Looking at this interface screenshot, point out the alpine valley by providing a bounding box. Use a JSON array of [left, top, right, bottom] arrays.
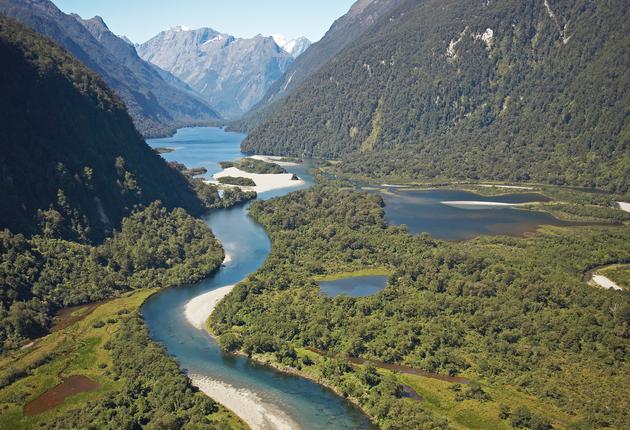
[[1, 1, 629, 430]]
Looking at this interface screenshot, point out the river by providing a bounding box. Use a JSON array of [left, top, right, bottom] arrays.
[[144, 127, 375, 429], [143, 127, 578, 429]]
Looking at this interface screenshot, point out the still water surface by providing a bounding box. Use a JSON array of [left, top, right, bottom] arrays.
[[376, 188, 573, 240], [319, 276, 389, 298]]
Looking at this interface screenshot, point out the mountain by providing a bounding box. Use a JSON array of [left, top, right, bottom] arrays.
[[232, 0, 405, 133], [242, 0, 630, 193], [0, 0, 220, 137], [0, 14, 205, 242], [272, 34, 311, 58], [137, 27, 294, 118], [252, 0, 405, 110]]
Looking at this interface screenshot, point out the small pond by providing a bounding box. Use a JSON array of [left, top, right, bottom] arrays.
[[319, 275, 389, 297]]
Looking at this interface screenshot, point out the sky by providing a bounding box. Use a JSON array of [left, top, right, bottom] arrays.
[[52, 0, 356, 44]]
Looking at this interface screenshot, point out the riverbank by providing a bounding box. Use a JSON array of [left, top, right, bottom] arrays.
[[189, 374, 297, 430], [250, 155, 300, 167], [184, 287, 305, 429], [212, 167, 304, 194], [184, 285, 234, 330]]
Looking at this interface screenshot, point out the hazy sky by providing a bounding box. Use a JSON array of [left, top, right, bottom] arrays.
[[52, 0, 356, 44]]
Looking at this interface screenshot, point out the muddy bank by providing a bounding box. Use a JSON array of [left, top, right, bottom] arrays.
[[24, 375, 100, 416], [305, 347, 469, 384]]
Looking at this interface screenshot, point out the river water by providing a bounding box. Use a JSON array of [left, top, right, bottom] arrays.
[[144, 127, 374, 429], [143, 127, 576, 429]]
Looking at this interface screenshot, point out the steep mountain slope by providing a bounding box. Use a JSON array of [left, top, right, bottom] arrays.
[[232, 0, 405, 133], [254, 0, 405, 109], [0, 15, 204, 242], [0, 0, 219, 137], [243, 0, 630, 193], [137, 27, 294, 118]]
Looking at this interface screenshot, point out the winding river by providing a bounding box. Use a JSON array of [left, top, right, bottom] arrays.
[[143, 128, 375, 429], [143, 127, 580, 429]]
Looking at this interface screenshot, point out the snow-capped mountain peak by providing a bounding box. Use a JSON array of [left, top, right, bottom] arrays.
[[272, 34, 311, 58], [171, 25, 191, 32]]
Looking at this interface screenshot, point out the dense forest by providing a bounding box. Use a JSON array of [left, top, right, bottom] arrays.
[[0, 202, 224, 352], [211, 184, 630, 429], [0, 15, 208, 242], [219, 158, 287, 174], [242, 0, 630, 193]]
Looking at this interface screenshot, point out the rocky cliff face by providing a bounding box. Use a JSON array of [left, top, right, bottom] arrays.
[[138, 27, 295, 118]]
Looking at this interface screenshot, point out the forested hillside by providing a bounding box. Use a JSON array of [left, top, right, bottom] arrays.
[[243, 0, 630, 193], [0, 0, 220, 136], [0, 15, 206, 242]]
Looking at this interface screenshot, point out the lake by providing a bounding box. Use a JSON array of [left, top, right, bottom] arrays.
[[375, 188, 574, 240]]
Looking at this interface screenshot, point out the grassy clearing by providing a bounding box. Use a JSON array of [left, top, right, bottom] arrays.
[[312, 267, 392, 282], [400, 373, 578, 430], [251, 346, 582, 430], [0, 290, 246, 429]]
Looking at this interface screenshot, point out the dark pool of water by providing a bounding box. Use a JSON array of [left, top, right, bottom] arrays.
[[376, 188, 574, 240], [319, 276, 388, 297]]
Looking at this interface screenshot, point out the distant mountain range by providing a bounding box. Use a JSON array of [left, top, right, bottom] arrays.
[[0, 14, 204, 241], [242, 0, 630, 193], [0, 0, 220, 137], [137, 27, 308, 118]]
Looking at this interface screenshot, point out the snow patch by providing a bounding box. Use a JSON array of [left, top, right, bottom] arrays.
[[203, 35, 224, 45], [171, 25, 191, 32], [272, 34, 310, 57]]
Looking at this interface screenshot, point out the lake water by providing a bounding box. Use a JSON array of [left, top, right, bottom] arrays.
[[144, 127, 375, 429], [148, 127, 246, 179], [319, 276, 388, 298], [375, 188, 574, 240]]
